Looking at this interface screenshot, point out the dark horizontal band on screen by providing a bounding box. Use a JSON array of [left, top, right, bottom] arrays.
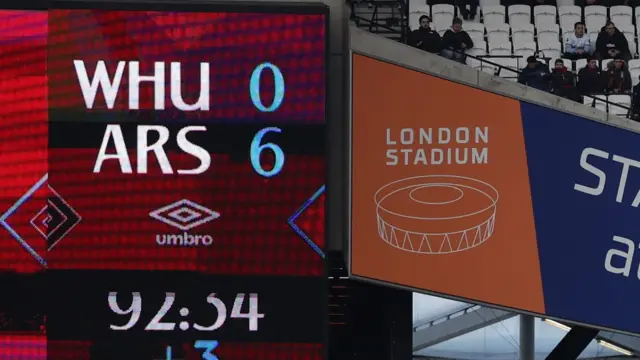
[[47, 270, 325, 343], [49, 119, 324, 155], [49, 0, 329, 15], [47, 340, 323, 360]]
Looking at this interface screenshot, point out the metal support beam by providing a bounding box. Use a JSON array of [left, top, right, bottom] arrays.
[[413, 307, 516, 352], [598, 331, 640, 356], [546, 325, 599, 360], [519, 315, 535, 360]]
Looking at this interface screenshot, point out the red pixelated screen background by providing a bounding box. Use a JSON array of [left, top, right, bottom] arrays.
[[0, 3, 326, 360], [46, 7, 326, 275], [0, 9, 47, 274]]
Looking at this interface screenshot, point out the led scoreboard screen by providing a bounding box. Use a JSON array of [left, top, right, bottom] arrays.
[[0, 1, 327, 359]]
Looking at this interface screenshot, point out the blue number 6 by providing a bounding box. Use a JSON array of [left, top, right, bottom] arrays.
[[194, 340, 219, 360], [250, 127, 285, 178]]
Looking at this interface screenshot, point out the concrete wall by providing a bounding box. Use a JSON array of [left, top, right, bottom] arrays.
[[349, 27, 640, 135]]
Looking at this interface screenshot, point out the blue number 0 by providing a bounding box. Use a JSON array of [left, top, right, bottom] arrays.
[[194, 340, 219, 360], [250, 127, 285, 178], [249, 62, 285, 112]]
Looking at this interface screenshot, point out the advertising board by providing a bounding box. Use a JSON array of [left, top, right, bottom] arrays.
[[350, 53, 640, 336]]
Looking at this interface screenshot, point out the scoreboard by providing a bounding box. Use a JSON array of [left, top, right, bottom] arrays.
[[0, 1, 328, 359]]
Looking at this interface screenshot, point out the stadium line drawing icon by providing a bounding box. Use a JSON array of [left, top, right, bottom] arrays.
[[374, 175, 499, 254]]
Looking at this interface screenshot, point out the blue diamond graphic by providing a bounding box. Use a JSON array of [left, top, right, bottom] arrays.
[[287, 185, 325, 259]]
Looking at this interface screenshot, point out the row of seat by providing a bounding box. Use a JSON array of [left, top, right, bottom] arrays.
[[409, 4, 640, 30], [469, 55, 640, 86], [460, 22, 640, 57]]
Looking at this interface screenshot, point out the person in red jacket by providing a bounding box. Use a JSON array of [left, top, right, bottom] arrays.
[[549, 59, 579, 101]]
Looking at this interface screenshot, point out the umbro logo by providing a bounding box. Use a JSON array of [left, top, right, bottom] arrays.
[[149, 199, 219, 247]]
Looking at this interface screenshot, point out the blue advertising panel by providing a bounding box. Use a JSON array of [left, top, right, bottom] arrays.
[[521, 102, 640, 334]]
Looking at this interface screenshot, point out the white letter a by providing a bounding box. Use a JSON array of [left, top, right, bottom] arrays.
[[604, 235, 635, 277], [93, 125, 133, 174]]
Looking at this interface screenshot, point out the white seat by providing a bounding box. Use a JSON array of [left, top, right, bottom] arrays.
[[514, 41, 537, 55], [471, 40, 488, 51], [538, 24, 561, 46], [558, 6, 582, 31], [608, 94, 632, 116], [432, 4, 454, 30], [584, 6, 607, 32], [467, 44, 487, 68], [487, 23, 510, 44], [631, 69, 640, 86], [432, 4, 454, 17], [601, 58, 614, 70], [479, 63, 497, 74], [493, 58, 519, 78], [409, 10, 430, 30], [488, 41, 512, 55], [538, 40, 562, 60], [409, 1, 429, 14], [549, 57, 572, 71], [508, 5, 531, 26], [628, 59, 640, 71], [512, 23, 534, 45], [483, 5, 506, 26], [480, 0, 500, 7], [625, 34, 637, 56], [610, 6, 633, 26], [533, 5, 558, 27], [465, 22, 486, 42], [576, 58, 588, 70], [635, 6, 640, 27], [436, 27, 448, 37], [433, 15, 454, 31], [533, 6, 557, 28], [619, 24, 635, 37], [584, 95, 608, 112]]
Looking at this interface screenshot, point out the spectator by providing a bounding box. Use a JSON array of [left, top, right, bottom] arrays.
[[595, 21, 631, 62], [604, 57, 632, 93], [518, 56, 551, 91], [408, 15, 442, 54], [631, 76, 640, 120], [458, 0, 478, 21], [564, 22, 591, 60], [577, 56, 605, 95], [441, 18, 473, 64], [549, 59, 579, 101]]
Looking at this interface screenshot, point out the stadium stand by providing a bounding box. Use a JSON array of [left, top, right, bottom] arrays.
[[351, 0, 640, 119]]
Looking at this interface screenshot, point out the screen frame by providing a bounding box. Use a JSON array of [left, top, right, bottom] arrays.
[[42, 1, 331, 357]]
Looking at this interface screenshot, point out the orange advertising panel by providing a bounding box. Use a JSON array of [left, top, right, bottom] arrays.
[[350, 54, 545, 313]]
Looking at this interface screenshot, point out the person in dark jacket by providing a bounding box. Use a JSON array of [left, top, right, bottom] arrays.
[[595, 21, 631, 62], [631, 77, 640, 121], [408, 15, 442, 54], [458, 0, 479, 20], [549, 59, 579, 101], [577, 56, 605, 95], [604, 57, 632, 93], [441, 18, 474, 64], [518, 56, 551, 91]]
